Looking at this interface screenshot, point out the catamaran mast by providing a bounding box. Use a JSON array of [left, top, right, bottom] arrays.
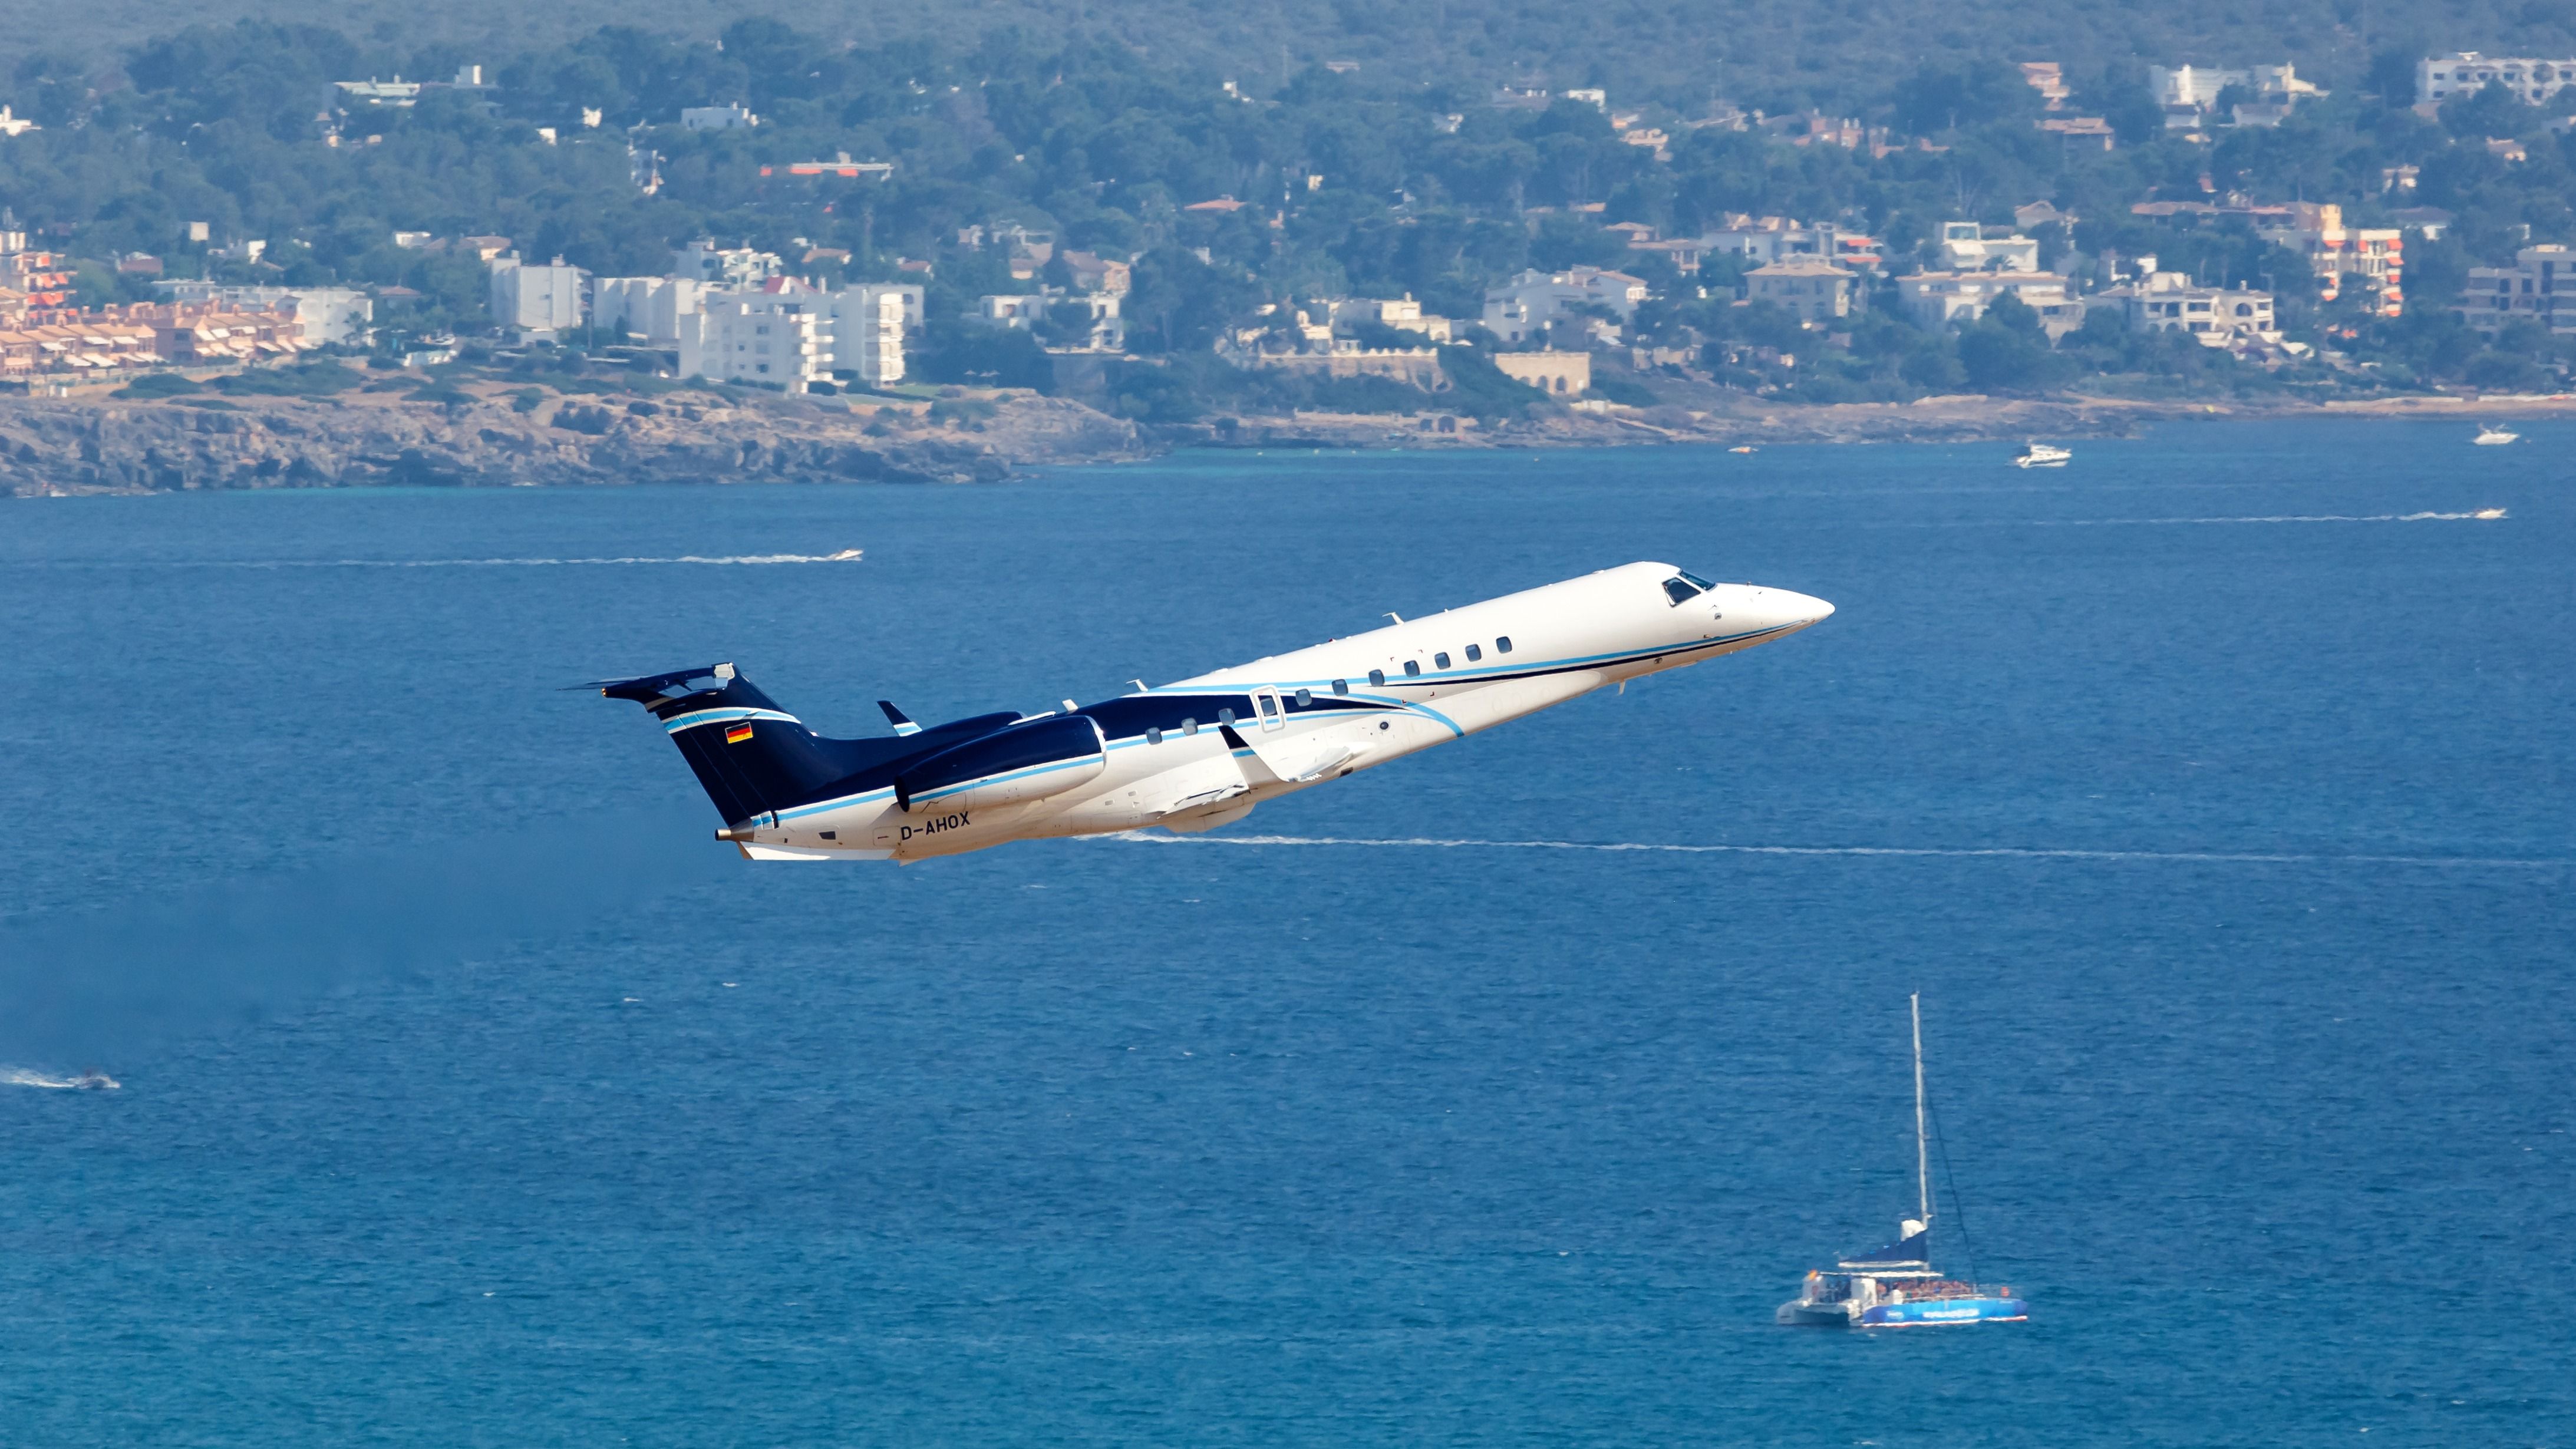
[[1912, 992, 1930, 1226]]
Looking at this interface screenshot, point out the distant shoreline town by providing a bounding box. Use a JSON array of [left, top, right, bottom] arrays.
[[0, 27, 2568, 486]]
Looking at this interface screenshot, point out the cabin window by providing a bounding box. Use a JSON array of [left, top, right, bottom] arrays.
[[1332, 678, 1349, 695], [1403, 660, 1422, 677], [1218, 708, 1236, 726], [1663, 576, 1704, 606], [1368, 669, 1385, 686], [1433, 652, 1450, 669], [1147, 727, 1163, 744], [1182, 717, 1198, 735], [1256, 696, 1279, 721], [1294, 688, 1311, 706], [1496, 636, 1512, 653], [1465, 643, 1482, 662]]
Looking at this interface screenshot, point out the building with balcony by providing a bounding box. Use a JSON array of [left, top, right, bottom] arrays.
[[2418, 53, 2576, 107], [1480, 267, 1649, 344], [1938, 221, 2041, 272], [674, 239, 784, 288], [1894, 271, 2087, 338], [2097, 272, 2275, 345], [680, 279, 829, 390], [2255, 203, 2403, 315], [2455, 244, 2574, 336], [979, 290, 1124, 352], [151, 283, 373, 345], [1744, 260, 1856, 323], [1699, 217, 1879, 268]]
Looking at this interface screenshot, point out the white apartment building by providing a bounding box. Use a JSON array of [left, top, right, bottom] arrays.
[[678, 278, 917, 389], [1480, 267, 1650, 344], [591, 276, 703, 345], [151, 283, 374, 345], [835, 287, 906, 384], [855, 282, 926, 335], [2098, 272, 2276, 345], [681, 280, 832, 390], [674, 239, 784, 288], [1938, 221, 2041, 273], [2149, 63, 2323, 111], [488, 254, 585, 337], [2456, 244, 2575, 336], [1895, 271, 2087, 338], [680, 103, 760, 130], [2418, 53, 2576, 106]]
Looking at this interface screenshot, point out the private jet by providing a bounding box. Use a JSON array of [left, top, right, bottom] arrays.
[[597, 562, 1833, 862]]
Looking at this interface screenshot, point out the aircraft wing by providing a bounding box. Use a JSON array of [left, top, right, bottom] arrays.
[[1219, 725, 1363, 785]]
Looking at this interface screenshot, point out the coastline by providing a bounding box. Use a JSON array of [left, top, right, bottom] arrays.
[[4, 382, 2569, 496]]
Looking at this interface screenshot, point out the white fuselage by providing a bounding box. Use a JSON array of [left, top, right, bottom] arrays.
[[731, 562, 1832, 862]]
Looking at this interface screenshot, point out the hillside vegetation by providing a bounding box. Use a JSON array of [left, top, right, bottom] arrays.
[[4, 15, 2572, 414], [9, 0, 2576, 115]]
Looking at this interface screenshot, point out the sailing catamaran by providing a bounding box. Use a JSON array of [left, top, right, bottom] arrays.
[[1776, 995, 2027, 1328]]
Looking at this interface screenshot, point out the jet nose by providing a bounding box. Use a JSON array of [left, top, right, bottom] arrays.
[[1717, 585, 1835, 633]]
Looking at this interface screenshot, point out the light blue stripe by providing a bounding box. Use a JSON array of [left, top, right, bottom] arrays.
[[776, 787, 895, 822], [1155, 625, 1786, 697], [911, 754, 1099, 804], [664, 706, 802, 735]]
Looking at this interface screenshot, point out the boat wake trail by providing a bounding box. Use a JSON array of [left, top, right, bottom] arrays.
[[2036, 510, 2505, 526], [1103, 832, 2570, 869], [2, 1068, 117, 1090], [77, 549, 867, 569]]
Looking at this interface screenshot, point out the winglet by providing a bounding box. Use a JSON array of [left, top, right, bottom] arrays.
[[878, 700, 922, 736], [1218, 724, 1287, 787]]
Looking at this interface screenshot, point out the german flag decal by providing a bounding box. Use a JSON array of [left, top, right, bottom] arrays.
[[725, 722, 756, 744]]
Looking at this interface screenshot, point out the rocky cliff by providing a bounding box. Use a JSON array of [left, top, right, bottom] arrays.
[[0, 390, 1154, 495]]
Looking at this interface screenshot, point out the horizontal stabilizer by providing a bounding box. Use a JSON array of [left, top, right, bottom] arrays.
[[879, 700, 921, 736], [591, 662, 737, 703]]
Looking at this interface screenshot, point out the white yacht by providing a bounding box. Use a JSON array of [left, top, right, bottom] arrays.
[[2472, 425, 2519, 446], [2014, 442, 2072, 468], [1777, 996, 2026, 1328]]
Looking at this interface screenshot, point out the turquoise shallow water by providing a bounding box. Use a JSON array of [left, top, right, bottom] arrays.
[[1, 420, 2571, 1445]]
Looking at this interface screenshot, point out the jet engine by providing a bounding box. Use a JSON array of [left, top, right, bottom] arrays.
[[893, 714, 1107, 814]]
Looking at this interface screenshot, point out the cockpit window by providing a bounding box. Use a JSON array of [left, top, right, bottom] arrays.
[[1679, 570, 1714, 591], [1662, 576, 1704, 606]]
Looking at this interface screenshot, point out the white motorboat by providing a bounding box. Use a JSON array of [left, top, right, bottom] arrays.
[[2472, 425, 2518, 446], [2014, 443, 2072, 468]]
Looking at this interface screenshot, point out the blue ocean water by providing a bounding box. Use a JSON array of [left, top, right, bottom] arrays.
[[1, 420, 2570, 1445]]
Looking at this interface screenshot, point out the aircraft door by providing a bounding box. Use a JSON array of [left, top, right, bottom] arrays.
[[1252, 687, 1287, 732]]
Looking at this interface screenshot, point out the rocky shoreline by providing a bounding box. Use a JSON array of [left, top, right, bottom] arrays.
[[0, 387, 1153, 496], [4, 384, 2567, 497]]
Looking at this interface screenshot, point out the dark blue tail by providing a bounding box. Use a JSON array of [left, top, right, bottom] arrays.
[[596, 664, 1017, 829]]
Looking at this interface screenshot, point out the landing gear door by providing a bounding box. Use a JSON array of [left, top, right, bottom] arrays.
[[1252, 687, 1288, 732]]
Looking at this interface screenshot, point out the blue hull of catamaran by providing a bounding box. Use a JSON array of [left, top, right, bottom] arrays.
[[1860, 1296, 2028, 1326]]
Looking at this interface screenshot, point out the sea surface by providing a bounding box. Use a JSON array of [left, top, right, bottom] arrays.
[[1, 420, 2570, 1446]]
